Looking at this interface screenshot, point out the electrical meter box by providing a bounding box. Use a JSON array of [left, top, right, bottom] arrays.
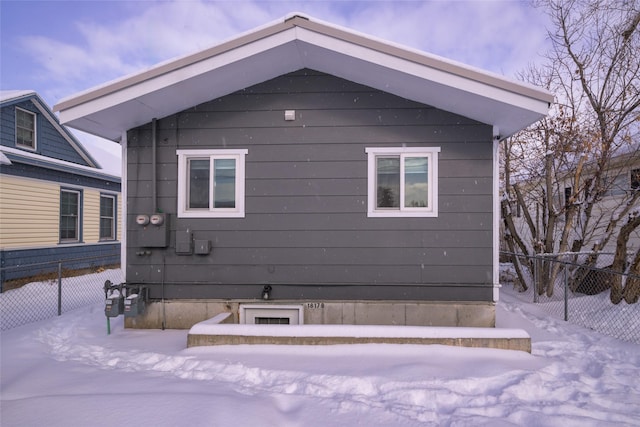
[[105, 296, 124, 317], [136, 213, 169, 248], [124, 294, 145, 318]]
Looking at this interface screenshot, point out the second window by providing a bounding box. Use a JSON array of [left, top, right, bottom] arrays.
[[177, 149, 248, 218], [366, 147, 440, 217]]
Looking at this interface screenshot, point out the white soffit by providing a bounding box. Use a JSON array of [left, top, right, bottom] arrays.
[[55, 15, 552, 142]]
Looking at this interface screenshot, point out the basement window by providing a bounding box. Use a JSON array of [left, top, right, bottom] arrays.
[[240, 305, 304, 325], [366, 147, 440, 217], [177, 149, 248, 218]]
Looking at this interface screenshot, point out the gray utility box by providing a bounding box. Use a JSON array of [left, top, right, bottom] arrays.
[[124, 293, 145, 318], [105, 296, 124, 317]]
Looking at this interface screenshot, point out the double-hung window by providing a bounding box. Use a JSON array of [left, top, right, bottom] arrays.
[[366, 147, 440, 217], [177, 149, 248, 218], [100, 194, 116, 240], [60, 189, 81, 242], [16, 107, 36, 150]]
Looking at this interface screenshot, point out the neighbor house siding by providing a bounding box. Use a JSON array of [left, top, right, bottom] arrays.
[[0, 174, 60, 248], [126, 70, 494, 301], [83, 189, 101, 243], [1, 101, 90, 166]]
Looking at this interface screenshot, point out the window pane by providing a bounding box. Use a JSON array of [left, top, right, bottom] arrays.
[[100, 196, 115, 240], [16, 109, 35, 147], [60, 191, 78, 240], [631, 169, 640, 190], [100, 197, 114, 217], [404, 157, 428, 208], [188, 159, 210, 209], [214, 158, 236, 208], [376, 157, 400, 208]]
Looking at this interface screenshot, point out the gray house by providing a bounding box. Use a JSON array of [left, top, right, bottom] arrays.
[[55, 14, 552, 329]]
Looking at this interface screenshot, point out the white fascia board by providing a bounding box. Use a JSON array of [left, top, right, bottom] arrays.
[[295, 27, 549, 116], [59, 28, 301, 126], [311, 31, 540, 112]]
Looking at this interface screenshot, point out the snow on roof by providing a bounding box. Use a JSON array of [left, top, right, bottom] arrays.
[[0, 90, 36, 103], [55, 14, 552, 142], [0, 145, 120, 182]]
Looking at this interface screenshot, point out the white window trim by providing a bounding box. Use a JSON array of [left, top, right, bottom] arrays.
[[15, 107, 37, 151], [365, 146, 440, 218], [60, 188, 82, 243], [177, 149, 248, 218]]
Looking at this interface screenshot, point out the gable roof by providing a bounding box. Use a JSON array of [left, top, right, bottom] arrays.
[[54, 13, 553, 142], [1, 90, 100, 168]]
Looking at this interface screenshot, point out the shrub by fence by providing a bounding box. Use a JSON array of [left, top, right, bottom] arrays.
[[0, 257, 123, 331], [501, 251, 640, 344]]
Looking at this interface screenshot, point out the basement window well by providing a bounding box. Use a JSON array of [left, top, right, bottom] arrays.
[[240, 305, 304, 325]]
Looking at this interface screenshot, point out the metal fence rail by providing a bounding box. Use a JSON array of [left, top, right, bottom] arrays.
[[0, 256, 123, 330], [501, 251, 640, 344]]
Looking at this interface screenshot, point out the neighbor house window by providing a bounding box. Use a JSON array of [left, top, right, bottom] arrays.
[[177, 149, 248, 218], [60, 189, 81, 242], [366, 147, 440, 217], [631, 168, 640, 191], [604, 173, 628, 197], [16, 107, 36, 150], [100, 194, 116, 240]]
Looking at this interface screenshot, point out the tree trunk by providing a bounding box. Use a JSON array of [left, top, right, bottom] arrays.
[[610, 213, 640, 304], [623, 248, 640, 304]]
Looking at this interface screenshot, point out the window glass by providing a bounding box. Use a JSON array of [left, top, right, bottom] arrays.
[[604, 174, 627, 197], [100, 195, 115, 240], [188, 159, 210, 209], [60, 190, 79, 241], [631, 168, 640, 190], [214, 158, 236, 208], [376, 157, 400, 208], [16, 108, 35, 149], [404, 157, 428, 208]]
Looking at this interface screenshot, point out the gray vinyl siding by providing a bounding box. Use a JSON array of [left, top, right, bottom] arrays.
[[126, 69, 494, 302]]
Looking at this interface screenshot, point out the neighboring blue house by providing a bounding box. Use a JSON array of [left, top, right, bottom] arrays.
[[0, 91, 122, 289]]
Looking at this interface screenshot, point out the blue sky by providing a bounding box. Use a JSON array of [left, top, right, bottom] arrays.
[[0, 0, 550, 171]]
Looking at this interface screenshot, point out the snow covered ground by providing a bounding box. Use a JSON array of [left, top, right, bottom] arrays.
[[1, 273, 640, 426]]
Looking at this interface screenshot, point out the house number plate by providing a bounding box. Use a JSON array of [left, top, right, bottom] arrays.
[[305, 302, 325, 309]]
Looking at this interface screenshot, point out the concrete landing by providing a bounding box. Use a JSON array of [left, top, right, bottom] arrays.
[[187, 315, 531, 353]]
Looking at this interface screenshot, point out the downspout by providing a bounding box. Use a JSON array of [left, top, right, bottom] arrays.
[[493, 128, 501, 303], [152, 118, 158, 212], [120, 130, 128, 281]]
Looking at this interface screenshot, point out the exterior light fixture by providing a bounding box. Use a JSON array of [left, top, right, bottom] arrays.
[[262, 285, 272, 300]]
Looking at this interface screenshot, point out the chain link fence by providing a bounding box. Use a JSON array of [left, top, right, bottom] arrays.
[[0, 257, 123, 330], [501, 251, 640, 344]]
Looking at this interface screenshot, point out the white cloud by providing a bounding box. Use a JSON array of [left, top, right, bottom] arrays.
[[18, 0, 550, 103]]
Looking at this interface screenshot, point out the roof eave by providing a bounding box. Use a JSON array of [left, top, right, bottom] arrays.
[[54, 14, 552, 142]]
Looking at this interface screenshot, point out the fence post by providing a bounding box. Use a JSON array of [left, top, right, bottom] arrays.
[[57, 262, 62, 316], [533, 256, 538, 303], [564, 263, 568, 321]]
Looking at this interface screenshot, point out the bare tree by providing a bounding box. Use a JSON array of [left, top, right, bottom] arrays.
[[502, 0, 640, 299]]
